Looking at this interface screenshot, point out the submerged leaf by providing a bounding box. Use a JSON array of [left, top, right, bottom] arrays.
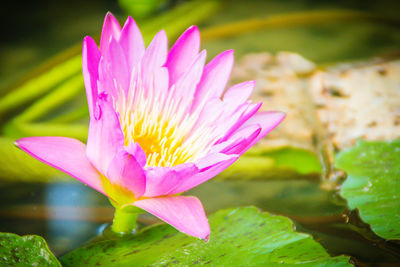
[[61, 207, 352, 266], [0, 232, 60, 266], [336, 139, 400, 240]]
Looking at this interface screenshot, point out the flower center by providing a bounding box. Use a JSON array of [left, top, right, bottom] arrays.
[[114, 73, 216, 168]]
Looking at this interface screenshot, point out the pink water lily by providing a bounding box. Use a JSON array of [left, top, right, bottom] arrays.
[[15, 13, 285, 240]]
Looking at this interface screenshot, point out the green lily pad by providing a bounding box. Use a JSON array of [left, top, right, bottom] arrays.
[[336, 139, 400, 240], [61, 207, 352, 266], [0, 232, 60, 266]]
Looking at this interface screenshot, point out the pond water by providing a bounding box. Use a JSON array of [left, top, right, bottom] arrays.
[[0, 180, 399, 265]]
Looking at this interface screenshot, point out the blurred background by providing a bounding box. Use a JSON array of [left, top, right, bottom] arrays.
[[0, 0, 399, 264], [1, 0, 400, 89]]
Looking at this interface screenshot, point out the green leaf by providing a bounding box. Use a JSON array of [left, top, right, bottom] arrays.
[[61, 207, 352, 266], [336, 139, 400, 240], [0, 232, 60, 266]]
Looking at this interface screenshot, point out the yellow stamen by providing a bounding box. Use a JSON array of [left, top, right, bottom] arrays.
[[114, 69, 220, 167]]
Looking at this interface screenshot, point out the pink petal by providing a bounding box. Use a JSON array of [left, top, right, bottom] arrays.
[[152, 67, 169, 97], [213, 124, 261, 155], [133, 196, 210, 240], [172, 50, 207, 102], [202, 102, 261, 149], [119, 17, 145, 71], [98, 57, 118, 99], [170, 153, 238, 194], [104, 38, 130, 93], [141, 30, 168, 94], [191, 50, 234, 111], [195, 152, 238, 169], [100, 12, 121, 54], [82, 36, 100, 118], [241, 111, 286, 146], [194, 98, 224, 129], [223, 81, 255, 113], [216, 102, 262, 144], [142, 29, 167, 71], [86, 99, 125, 176], [166, 25, 200, 85], [143, 168, 179, 198], [107, 150, 145, 199], [191, 101, 259, 147], [143, 163, 198, 197], [130, 64, 169, 103], [125, 143, 147, 167], [15, 137, 105, 195]]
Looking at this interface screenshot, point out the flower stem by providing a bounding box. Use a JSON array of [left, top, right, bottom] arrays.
[[111, 207, 139, 234]]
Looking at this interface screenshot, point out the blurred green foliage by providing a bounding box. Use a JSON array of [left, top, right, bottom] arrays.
[[1, 0, 399, 183], [0, 0, 222, 182], [118, 0, 167, 19]]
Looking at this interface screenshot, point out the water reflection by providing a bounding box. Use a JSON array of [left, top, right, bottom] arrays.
[[0, 179, 399, 263], [45, 183, 106, 255]]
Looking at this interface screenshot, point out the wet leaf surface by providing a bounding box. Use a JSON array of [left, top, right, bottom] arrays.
[[61, 207, 352, 266], [0, 232, 60, 266], [336, 140, 400, 240]]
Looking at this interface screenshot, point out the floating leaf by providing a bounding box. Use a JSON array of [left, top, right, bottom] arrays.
[[336, 140, 400, 240], [0, 232, 60, 266], [61, 207, 352, 266]]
